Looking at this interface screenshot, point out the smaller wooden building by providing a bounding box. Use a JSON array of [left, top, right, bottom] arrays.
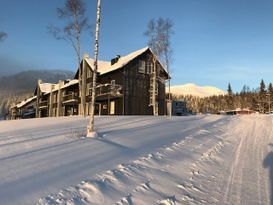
[[10, 96, 37, 119], [224, 108, 255, 115], [35, 79, 79, 118]]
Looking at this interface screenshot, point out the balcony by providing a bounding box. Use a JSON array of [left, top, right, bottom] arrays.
[[62, 93, 79, 105], [88, 83, 122, 101], [39, 101, 48, 109]]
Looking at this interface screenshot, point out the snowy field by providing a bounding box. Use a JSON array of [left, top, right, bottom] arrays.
[[0, 115, 273, 205]]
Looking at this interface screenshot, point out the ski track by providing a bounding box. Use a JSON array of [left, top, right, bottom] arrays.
[[0, 115, 272, 205]]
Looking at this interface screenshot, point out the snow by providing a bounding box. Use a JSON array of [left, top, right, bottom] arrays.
[[43, 79, 79, 95], [85, 47, 168, 76], [39, 82, 56, 93], [85, 47, 149, 75], [16, 96, 37, 108], [170, 83, 226, 97], [0, 115, 272, 205], [60, 79, 78, 90]]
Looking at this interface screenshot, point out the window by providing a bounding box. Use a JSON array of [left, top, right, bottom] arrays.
[[87, 67, 91, 78], [138, 60, 145, 73], [111, 80, 115, 89], [147, 62, 153, 74]]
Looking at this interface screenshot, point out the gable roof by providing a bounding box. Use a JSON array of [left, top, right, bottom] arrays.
[[86, 47, 149, 75], [34, 79, 79, 95], [44, 79, 79, 95], [34, 82, 57, 95], [39, 83, 56, 93], [16, 96, 37, 109], [74, 47, 169, 78]]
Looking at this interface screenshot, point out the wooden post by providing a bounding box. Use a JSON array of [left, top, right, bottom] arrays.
[[57, 80, 64, 117], [108, 94, 110, 115], [49, 85, 54, 117], [87, 0, 101, 137], [81, 54, 88, 117], [36, 79, 42, 118], [99, 103, 101, 116]]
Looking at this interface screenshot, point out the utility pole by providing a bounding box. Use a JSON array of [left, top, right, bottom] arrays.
[[87, 0, 101, 137]]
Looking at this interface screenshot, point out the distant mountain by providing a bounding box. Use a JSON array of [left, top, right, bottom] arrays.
[[170, 83, 226, 97], [0, 70, 74, 96]]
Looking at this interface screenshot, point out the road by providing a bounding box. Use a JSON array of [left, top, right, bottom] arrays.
[[0, 115, 272, 205]]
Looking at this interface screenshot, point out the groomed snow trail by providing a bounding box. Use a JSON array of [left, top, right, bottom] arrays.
[[0, 115, 272, 205]]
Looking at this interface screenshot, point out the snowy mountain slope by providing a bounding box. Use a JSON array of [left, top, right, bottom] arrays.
[[170, 83, 226, 97], [0, 69, 74, 95], [0, 115, 272, 205]]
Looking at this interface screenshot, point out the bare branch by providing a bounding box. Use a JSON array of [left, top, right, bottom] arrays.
[[48, 0, 93, 66], [144, 17, 174, 66]]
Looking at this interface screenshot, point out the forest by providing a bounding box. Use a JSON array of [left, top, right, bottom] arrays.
[[173, 79, 273, 114]]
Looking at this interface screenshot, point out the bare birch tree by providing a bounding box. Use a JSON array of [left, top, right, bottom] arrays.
[[144, 17, 174, 115], [0, 32, 7, 42], [87, 0, 101, 137], [49, 0, 91, 66], [49, 0, 91, 116]]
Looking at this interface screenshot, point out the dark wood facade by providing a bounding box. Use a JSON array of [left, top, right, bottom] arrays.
[[78, 48, 168, 115], [12, 47, 169, 119]]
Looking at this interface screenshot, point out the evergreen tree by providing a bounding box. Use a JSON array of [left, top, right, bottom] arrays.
[[227, 83, 233, 96], [259, 79, 266, 113], [259, 79, 266, 95], [226, 83, 234, 110], [268, 83, 273, 96], [268, 83, 273, 113]]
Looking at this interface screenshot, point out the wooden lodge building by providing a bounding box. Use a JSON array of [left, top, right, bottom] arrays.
[[10, 47, 169, 119]]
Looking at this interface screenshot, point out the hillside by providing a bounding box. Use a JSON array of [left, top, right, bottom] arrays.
[[0, 115, 271, 205], [0, 70, 74, 118], [0, 70, 74, 96], [170, 83, 226, 97]]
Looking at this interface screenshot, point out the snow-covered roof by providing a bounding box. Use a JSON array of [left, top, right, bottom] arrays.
[[39, 82, 57, 93], [43, 79, 79, 95], [85, 47, 149, 75], [84, 47, 169, 76], [16, 96, 37, 109], [226, 108, 254, 112], [61, 79, 79, 90]]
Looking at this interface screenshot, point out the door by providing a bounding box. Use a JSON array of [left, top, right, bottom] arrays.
[[110, 101, 115, 115]]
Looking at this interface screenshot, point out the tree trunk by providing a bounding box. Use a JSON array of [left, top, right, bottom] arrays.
[[152, 58, 158, 115], [87, 0, 101, 136]]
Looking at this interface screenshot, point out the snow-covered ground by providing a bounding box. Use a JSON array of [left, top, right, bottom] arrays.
[[0, 115, 272, 205]]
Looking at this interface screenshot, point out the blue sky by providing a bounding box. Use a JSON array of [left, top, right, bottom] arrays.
[[1, 0, 273, 91]]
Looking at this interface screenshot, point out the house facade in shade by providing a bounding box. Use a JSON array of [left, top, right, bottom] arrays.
[[77, 47, 169, 116], [10, 96, 37, 119], [11, 47, 169, 118], [35, 79, 79, 118]]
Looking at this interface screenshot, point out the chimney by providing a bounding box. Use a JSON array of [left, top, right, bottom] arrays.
[[83, 53, 89, 59], [38, 79, 42, 85], [111, 55, 121, 65]]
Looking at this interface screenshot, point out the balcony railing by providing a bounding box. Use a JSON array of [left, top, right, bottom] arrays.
[[90, 84, 122, 97], [39, 101, 48, 108], [63, 93, 79, 102]]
